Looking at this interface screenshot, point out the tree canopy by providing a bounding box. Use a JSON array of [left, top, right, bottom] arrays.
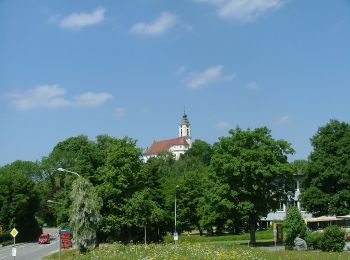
[[0, 161, 41, 241], [301, 119, 350, 216], [210, 127, 295, 244], [70, 177, 102, 253]]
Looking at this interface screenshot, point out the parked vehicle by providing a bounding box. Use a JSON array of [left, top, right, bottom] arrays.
[[38, 233, 50, 244]]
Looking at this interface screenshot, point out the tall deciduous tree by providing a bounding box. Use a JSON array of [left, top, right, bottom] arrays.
[[176, 170, 209, 235], [70, 177, 102, 253], [301, 119, 350, 216], [210, 127, 295, 245], [37, 135, 100, 228], [0, 161, 41, 241], [96, 136, 143, 242]]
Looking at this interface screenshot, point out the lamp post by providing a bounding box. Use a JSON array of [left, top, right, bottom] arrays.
[[47, 199, 63, 260], [55, 168, 80, 257], [57, 167, 81, 177], [174, 185, 179, 243]]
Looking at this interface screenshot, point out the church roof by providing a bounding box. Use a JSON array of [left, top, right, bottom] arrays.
[[144, 136, 189, 156]]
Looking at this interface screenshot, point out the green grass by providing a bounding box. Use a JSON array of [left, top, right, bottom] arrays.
[[44, 242, 350, 260], [44, 230, 350, 259], [164, 229, 274, 243]]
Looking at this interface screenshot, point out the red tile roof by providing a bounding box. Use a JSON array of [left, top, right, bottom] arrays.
[[144, 136, 189, 155]]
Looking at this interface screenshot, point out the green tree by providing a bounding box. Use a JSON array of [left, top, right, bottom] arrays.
[[301, 120, 350, 216], [139, 154, 175, 241], [96, 136, 143, 242], [123, 189, 165, 243], [284, 206, 307, 247], [291, 160, 308, 175], [182, 139, 213, 166], [210, 127, 295, 245], [0, 162, 41, 241], [176, 170, 209, 235], [70, 177, 102, 253], [39, 135, 101, 227]]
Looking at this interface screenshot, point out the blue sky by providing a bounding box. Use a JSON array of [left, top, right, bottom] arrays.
[[1, 0, 350, 166]]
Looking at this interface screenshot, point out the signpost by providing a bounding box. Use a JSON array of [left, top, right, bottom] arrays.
[[10, 228, 18, 260], [273, 225, 277, 247], [273, 223, 283, 247], [173, 232, 178, 241]]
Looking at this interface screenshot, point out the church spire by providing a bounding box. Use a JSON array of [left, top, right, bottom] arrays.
[[179, 109, 191, 138]]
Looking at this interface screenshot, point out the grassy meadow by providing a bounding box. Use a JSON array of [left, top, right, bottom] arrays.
[[44, 229, 350, 260], [44, 242, 350, 260]]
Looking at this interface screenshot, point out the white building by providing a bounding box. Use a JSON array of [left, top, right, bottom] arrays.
[[143, 112, 192, 162], [262, 173, 312, 224]]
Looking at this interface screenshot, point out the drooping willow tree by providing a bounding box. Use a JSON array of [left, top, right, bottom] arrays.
[[70, 177, 102, 253]]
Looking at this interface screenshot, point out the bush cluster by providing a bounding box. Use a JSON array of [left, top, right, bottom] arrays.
[[305, 231, 323, 250], [0, 232, 11, 246], [305, 225, 346, 252], [320, 225, 345, 252]]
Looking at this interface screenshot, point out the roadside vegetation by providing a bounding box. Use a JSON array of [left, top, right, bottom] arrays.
[[44, 242, 350, 260], [2, 119, 350, 259]]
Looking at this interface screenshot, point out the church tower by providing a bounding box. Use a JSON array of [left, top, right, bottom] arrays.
[[179, 111, 192, 147]]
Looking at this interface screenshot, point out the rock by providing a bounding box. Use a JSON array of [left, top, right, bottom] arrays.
[[343, 242, 350, 251], [294, 236, 307, 251]]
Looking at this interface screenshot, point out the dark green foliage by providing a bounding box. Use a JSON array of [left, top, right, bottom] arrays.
[[284, 206, 307, 247], [0, 162, 41, 242], [176, 170, 209, 234], [291, 160, 308, 175], [306, 231, 323, 250], [321, 225, 345, 252], [183, 139, 213, 166], [96, 136, 144, 242], [209, 127, 295, 244], [301, 120, 350, 216]]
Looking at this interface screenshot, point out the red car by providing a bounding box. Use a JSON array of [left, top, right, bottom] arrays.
[[38, 233, 50, 244]]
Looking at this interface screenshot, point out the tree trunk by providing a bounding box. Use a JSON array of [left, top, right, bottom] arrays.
[[249, 213, 257, 246]]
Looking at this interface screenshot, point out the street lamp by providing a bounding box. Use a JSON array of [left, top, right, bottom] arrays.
[[47, 199, 63, 259], [174, 185, 179, 243], [57, 168, 81, 177], [47, 199, 63, 204], [55, 168, 81, 257]]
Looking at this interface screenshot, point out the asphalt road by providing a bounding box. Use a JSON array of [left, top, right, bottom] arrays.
[[0, 239, 59, 260]]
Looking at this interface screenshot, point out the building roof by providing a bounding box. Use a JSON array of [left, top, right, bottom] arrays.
[[144, 136, 189, 156]]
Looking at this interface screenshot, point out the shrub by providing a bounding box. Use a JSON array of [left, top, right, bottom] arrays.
[[321, 225, 345, 252], [306, 231, 323, 250], [284, 206, 307, 247], [0, 232, 11, 246]]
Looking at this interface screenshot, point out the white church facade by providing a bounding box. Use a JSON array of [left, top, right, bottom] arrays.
[[143, 112, 192, 162]]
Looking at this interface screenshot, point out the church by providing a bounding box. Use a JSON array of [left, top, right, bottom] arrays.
[[143, 112, 192, 162]]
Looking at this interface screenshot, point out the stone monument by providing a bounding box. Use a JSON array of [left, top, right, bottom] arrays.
[[294, 235, 307, 251]]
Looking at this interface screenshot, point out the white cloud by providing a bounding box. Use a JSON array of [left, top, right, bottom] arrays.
[[276, 115, 290, 125], [74, 92, 113, 107], [115, 107, 126, 119], [194, 0, 286, 22], [7, 84, 113, 110], [247, 81, 258, 90], [185, 65, 234, 89], [130, 11, 177, 35], [59, 7, 105, 30], [215, 121, 232, 129]]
